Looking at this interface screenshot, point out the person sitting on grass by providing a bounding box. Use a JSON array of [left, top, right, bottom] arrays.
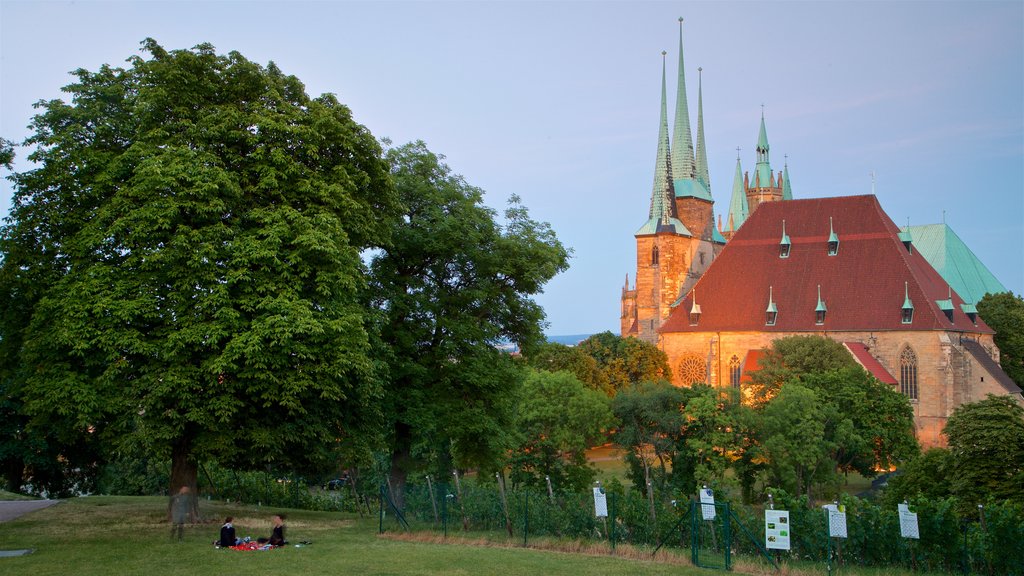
[[218, 516, 239, 548], [257, 514, 286, 547]]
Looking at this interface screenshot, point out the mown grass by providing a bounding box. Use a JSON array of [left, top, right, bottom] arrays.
[[0, 496, 942, 576], [0, 496, 717, 576], [0, 490, 38, 501]]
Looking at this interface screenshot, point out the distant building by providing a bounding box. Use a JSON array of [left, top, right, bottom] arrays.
[[620, 21, 1021, 448]]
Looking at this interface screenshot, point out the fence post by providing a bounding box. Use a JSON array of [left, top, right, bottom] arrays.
[[609, 492, 616, 553], [724, 501, 732, 570], [523, 489, 529, 548], [496, 472, 513, 538], [378, 484, 385, 534], [426, 475, 439, 525]]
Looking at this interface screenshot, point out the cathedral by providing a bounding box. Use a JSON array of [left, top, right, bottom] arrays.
[[619, 21, 1021, 448]]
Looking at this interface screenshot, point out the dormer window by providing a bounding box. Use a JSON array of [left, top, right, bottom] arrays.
[[901, 282, 914, 324], [937, 287, 954, 323], [961, 303, 977, 324], [689, 290, 702, 326], [899, 220, 913, 253], [815, 285, 827, 325], [827, 217, 839, 256], [651, 245, 659, 266], [779, 220, 791, 258], [766, 286, 778, 326]]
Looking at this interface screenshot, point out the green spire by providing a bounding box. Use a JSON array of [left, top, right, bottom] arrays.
[[755, 109, 773, 187], [727, 150, 748, 230], [649, 52, 675, 225], [695, 67, 710, 192], [902, 281, 914, 310], [782, 159, 793, 200], [671, 17, 696, 182]]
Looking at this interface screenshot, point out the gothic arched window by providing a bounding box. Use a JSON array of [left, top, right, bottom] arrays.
[[729, 355, 742, 389], [900, 346, 918, 400], [651, 245, 659, 266], [678, 354, 707, 386]]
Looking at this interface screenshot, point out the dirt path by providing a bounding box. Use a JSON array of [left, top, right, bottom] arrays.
[[0, 500, 59, 522]]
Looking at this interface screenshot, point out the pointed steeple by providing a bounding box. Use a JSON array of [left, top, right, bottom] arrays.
[[727, 149, 748, 231], [671, 17, 696, 182], [648, 52, 675, 224], [695, 67, 710, 192], [782, 157, 793, 200], [755, 107, 773, 187], [637, 52, 688, 237]]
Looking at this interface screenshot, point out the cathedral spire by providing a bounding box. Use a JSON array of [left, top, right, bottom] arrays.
[[755, 107, 773, 188], [782, 157, 793, 200], [649, 51, 676, 225], [695, 66, 710, 192], [671, 17, 696, 182], [727, 148, 748, 231]]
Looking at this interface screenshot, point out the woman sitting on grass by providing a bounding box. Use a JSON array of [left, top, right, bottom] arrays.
[[218, 517, 239, 548], [257, 514, 286, 547]]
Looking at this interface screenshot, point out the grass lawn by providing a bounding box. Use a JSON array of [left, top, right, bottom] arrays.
[[0, 496, 941, 576], [0, 496, 734, 576], [0, 490, 37, 501]]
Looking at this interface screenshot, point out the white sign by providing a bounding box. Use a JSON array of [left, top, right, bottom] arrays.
[[898, 503, 920, 539], [765, 510, 791, 550], [699, 487, 716, 520], [823, 504, 847, 538], [593, 487, 608, 518]]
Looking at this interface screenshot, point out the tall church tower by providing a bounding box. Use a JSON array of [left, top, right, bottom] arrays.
[[622, 19, 726, 343], [720, 112, 793, 241]]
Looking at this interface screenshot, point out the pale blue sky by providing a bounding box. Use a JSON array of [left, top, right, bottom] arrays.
[[2, 1, 1022, 335]]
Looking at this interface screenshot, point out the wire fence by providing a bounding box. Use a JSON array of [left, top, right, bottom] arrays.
[[378, 481, 1024, 575]]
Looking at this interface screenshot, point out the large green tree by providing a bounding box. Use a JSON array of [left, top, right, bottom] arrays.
[[746, 336, 918, 501], [575, 331, 672, 395], [977, 292, 1024, 387], [369, 141, 568, 506], [507, 369, 612, 492], [0, 41, 397, 502], [944, 394, 1024, 507]]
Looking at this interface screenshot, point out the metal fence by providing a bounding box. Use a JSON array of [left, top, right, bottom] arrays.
[[378, 481, 1024, 575]]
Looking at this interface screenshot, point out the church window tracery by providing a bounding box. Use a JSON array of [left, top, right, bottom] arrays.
[[679, 354, 707, 385], [651, 245, 659, 266], [729, 355, 741, 389], [900, 346, 918, 400]]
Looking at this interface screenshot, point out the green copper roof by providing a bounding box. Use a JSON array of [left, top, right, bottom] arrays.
[[636, 215, 690, 236], [766, 286, 778, 313], [960, 302, 978, 314], [727, 155, 749, 230], [908, 223, 1008, 304], [674, 177, 713, 201], [671, 18, 696, 183], [712, 226, 726, 243], [780, 220, 791, 245], [695, 67, 710, 192], [902, 281, 914, 310], [936, 298, 954, 312], [782, 163, 793, 200]]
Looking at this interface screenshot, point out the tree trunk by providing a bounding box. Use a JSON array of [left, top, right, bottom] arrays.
[[388, 422, 413, 511], [169, 435, 199, 522], [2, 456, 24, 494]]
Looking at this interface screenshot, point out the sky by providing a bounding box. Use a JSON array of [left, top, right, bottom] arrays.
[[1, 1, 1022, 336]]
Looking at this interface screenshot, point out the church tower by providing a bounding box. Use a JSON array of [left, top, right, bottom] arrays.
[[622, 19, 725, 343], [719, 112, 793, 240]]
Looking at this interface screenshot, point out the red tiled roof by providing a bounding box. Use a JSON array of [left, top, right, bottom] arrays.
[[740, 349, 764, 383], [843, 342, 898, 385], [661, 195, 993, 334]]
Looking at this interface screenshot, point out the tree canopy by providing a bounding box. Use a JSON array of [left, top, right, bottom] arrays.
[[369, 141, 568, 504], [977, 292, 1024, 387], [0, 40, 398, 497], [943, 394, 1024, 507], [574, 331, 672, 394]]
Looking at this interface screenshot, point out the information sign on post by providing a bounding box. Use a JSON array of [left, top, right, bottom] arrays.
[[898, 503, 920, 539], [699, 487, 716, 520], [823, 504, 848, 538], [593, 487, 608, 518], [765, 509, 791, 550]]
